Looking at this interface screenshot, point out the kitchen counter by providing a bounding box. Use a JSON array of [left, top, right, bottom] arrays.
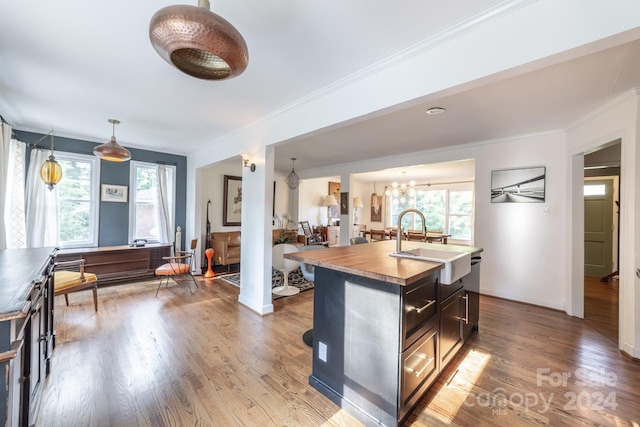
[[285, 240, 481, 285], [0, 247, 56, 321], [286, 240, 483, 427]]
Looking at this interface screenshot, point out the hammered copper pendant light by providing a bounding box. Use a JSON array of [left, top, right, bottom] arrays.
[[149, 0, 248, 80], [93, 119, 131, 162]]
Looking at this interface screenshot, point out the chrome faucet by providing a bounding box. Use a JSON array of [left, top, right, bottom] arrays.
[[396, 208, 426, 253]]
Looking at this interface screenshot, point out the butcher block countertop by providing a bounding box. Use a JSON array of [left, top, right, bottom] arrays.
[[285, 240, 482, 286]]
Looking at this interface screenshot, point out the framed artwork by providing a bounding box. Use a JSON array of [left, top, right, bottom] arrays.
[[340, 192, 349, 215], [371, 194, 383, 222], [101, 184, 128, 203], [223, 175, 242, 226], [491, 166, 546, 203], [328, 181, 341, 219]]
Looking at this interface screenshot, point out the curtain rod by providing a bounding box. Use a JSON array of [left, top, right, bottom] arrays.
[[29, 142, 94, 157], [416, 180, 474, 187]]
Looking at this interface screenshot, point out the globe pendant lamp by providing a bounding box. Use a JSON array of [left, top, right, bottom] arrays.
[[93, 119, 131, 162], [149, 0, 248, 80], [284, 158, 300, 190], [39, 132, 62, 191]]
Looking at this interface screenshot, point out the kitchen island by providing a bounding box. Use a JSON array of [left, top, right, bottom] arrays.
[[286, 240, 482, 427]]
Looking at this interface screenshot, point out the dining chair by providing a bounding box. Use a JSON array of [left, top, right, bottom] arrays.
[[155, 239, 199, 296], [370, 229, 386, 241], [407, 230, 426, 242]]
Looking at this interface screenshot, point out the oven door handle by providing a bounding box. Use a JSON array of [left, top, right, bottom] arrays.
[[415, 299, 435, 314]]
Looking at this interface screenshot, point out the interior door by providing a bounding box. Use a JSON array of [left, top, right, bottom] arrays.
[[584, 179, 614, 277]]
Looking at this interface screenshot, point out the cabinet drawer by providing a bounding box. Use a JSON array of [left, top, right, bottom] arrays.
[[404, 277, 437, 344], [440, 279, 463, 302], [401, 325, 438, 410]]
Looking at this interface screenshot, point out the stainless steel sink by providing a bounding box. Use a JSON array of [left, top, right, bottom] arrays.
[[390, 248, 471, 284]]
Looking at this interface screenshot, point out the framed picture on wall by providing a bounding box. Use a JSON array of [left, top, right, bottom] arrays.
[[328, 181, 340, 219], [491, 166, 546, 203], [340, 192, 349, 215], [223, 175, 242, 226], [101, 184, 128, 202]]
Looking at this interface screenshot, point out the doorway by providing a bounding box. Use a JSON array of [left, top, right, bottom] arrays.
[[582, 142, 621, 345], [584, 178, 614, 278]]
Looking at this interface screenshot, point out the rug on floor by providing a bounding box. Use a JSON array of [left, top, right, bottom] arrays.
[[218, 267, 313, 299]]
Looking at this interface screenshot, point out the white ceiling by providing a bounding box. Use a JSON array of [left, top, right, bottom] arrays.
[[1, 1, 639, 180]]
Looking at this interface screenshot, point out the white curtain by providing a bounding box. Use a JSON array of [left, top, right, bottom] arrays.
[[156, 164, 172, 246], [0, 122, 11, 249], [3, 138, 27, 249], [26, 149, 59, 247]]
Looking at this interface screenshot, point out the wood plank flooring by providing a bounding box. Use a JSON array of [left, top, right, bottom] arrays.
[[37, 276, 639, 426]]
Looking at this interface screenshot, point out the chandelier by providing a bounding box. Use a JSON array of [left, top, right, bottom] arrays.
[[385, 171, 416, 204], [284, 158, 300, 190]]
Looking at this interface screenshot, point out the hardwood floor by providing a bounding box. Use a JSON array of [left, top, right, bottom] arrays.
[[37, 276, 639, 426], [584, 275, 618, 345]]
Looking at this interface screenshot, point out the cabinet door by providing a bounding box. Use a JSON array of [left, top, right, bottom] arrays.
[[462, 259, 481, 341], [439, 288, 463, 369], [27, 292, 47, 426]]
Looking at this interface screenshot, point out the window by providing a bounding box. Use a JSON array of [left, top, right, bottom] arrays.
[[584, 184, 605, 196], [389, 186, 474, 242], [56, 153, 100, 247], [129, 161, 175, 243]]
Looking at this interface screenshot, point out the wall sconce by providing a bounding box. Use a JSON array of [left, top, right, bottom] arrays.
[[243, 157, 256, 172], [38, 131, 63, 190]]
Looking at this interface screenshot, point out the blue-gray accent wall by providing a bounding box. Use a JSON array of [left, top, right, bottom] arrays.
[[16, 130, 187, 249]]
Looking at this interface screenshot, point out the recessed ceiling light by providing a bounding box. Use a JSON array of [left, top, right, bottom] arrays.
[[426, 107, 446, 115]]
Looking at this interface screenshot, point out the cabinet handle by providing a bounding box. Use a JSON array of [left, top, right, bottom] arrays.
[[411, 354, 434, 377], [462, 294, 469, 324], [415, 299, 435, 314]]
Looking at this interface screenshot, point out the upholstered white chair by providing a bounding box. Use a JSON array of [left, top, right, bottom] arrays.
[[272, 244, 300, 297]]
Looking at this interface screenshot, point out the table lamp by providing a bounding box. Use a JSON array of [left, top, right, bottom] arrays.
[[323, 194, 338, 225]]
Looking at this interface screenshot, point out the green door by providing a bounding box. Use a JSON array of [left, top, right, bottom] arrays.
[[584, 179, 614, 277]]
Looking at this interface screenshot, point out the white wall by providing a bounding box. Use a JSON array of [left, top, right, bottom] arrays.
[[471, 133, 567, 309], [201, 158, 242, 233], [298, 177, 335, 227]]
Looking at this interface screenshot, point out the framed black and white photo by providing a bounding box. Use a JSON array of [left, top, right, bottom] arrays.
[[223, 175, 242, 226], [491, 166, 546, 203], [101, 184, 128, 203], [340, 192, 349, 215]]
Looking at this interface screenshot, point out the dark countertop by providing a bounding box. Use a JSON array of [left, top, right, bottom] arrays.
[[0, 247, 56, 321], [285, 240, 482, 286]]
